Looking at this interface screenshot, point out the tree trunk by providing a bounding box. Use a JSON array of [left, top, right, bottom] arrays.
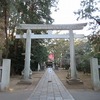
[[4, 3, 9, 58]]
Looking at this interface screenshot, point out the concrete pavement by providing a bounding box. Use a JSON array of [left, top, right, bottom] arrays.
[[0, 90, 31, 100], [0, 68, 100, 100], [69, 89, 100, 100], [28, 68, 74, 100]]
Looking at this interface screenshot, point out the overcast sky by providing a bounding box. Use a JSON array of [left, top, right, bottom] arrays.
[[51, 0, 91, 35], [51, 0, 83, 24]]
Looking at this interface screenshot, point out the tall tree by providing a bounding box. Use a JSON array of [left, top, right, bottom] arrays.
[[16, 0, 58, 24], [74, 0, 100, 62], [8, 0, 59, 73], [74, 0, 100, 30], [0, 0, 20, 57], [88, 30, 100, 59]]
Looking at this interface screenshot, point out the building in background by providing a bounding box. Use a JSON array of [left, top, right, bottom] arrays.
[[47, 53, 54, 67]]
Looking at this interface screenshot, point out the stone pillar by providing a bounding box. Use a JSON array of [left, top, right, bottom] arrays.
[[23, 29, 32, 83], [69, 30, 77, 80], [1, 59, 11, 91], [90, 58, 100, 91], [38, 63, 40, 71]]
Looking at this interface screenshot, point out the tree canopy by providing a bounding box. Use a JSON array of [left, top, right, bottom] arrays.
[[74, 0, 100, 19], [0, 0, 59, 74], [75, 0, 100, 61], [74, 0, 100, 30]]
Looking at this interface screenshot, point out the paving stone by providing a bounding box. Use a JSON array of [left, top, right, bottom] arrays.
[[47, 93, 54, 97], [40, 95, 47, 100], [47, 97, 54, 100], [29, 96, 40, 100], [54, 94, 61, 97], [55, 97, 63, 100]]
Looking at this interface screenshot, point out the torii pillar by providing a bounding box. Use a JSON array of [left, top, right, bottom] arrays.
[[24, 29, 31, 82], [69, 30, 77, 80]]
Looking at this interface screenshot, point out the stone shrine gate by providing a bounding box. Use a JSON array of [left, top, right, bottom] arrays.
[[16, 23, 87, 83]]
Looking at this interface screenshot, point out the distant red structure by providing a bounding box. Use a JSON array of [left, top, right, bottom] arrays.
[[48, 53, 54, 62], [46, 53, 54, 67]]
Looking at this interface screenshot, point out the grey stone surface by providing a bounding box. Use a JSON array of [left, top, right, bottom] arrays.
[[28, 68, 74, 100]]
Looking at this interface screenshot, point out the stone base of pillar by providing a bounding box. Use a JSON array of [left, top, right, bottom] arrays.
[[66, 78, 83, 85], [18, 79, 32, 85]]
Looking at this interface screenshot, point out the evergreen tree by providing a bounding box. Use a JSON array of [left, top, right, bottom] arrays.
[[0, 0, 59, 74], [75, 0, 100, 64], [74, 0, 100, 30]]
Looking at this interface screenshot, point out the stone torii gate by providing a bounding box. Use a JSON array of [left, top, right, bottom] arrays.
[[16, 23, 87, 83]]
